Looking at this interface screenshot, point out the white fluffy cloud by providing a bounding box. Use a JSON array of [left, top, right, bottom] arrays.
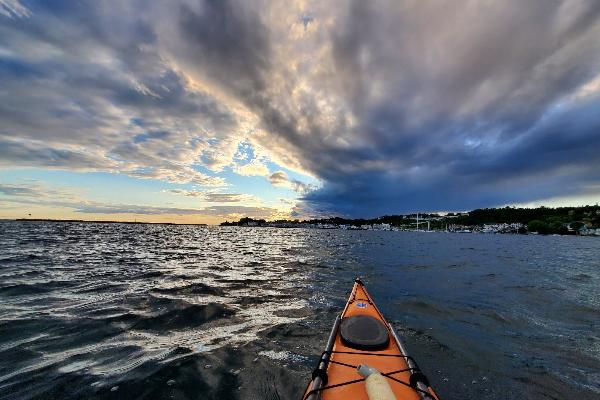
[[233, 158, 270, 177]]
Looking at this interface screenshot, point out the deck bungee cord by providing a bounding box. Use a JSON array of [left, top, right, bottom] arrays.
[[303, 352, 435, 400], [303, 279, 440, 400]]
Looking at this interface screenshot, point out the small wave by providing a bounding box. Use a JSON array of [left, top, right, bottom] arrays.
[[150, 282, 225, 297], [128, 302, 235, 331], [568, 273, 593, 282], [135, 271, 163, 279], [0, 281, 72, 296], [215, 278, 269, 290], [261, 323, 318, 340], [0, 254, 44, 264], [400, 299, 448, 316]]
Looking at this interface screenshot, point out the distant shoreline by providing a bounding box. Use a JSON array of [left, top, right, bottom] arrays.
[[221, 205, 600, 236], [7, 219, 599, 237], [7, 203, 600, 236], [6, 218, 600, 237]]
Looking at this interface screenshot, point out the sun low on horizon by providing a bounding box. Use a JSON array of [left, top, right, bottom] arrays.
[[1, 0, 599, 224]]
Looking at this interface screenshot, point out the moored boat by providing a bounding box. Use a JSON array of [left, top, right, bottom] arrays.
[[303, 278, 439, 400]]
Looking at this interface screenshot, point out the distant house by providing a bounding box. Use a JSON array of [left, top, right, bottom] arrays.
[[372, 223, 391, 230], [482, 224, 496, 233], [481, 223, 523, 234], [578, 226, 600, 236]]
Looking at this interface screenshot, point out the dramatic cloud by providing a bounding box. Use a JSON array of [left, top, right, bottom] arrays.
[[0, 181, 81, 202], [268, 171, 290, 187], [0, 182, 281, 219], [0, 1, 239, 185], [0, 183, 37, 196], [268, 171, 315, 194], [74, 203, 277, 217], [164, 189, 258, 203], [1, 0, 599, 219]]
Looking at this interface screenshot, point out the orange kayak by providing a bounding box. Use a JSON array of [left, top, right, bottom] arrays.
[[303, 278, 440, 400]]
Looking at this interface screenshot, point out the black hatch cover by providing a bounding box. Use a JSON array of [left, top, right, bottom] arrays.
[[340, 315, 390, 350]]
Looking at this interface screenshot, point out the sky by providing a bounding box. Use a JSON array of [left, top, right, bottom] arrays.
[[1, 0, 599, 223]]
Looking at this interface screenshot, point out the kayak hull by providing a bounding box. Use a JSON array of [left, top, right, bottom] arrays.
[[303, 279, 438, 400]]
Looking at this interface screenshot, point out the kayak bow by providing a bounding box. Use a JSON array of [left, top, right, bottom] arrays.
[[303, 278, 439, 400]]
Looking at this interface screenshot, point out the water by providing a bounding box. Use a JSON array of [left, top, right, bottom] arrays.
[[0, 221, 598, 399]]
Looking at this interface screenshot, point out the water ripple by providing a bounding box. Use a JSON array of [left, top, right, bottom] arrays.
[[0, 221, 598, 399]]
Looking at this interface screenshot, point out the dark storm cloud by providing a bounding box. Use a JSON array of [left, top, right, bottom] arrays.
[[294, 0, 600, 215], [169, 0, 325, 171], [172, 0, 600, 215], [174, 0, 271, 96]]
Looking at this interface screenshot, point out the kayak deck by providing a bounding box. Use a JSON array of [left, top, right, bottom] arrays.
[[304, 279, 438, 400]]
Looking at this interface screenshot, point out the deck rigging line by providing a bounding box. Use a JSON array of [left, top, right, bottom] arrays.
[[302, 350, 438, 400]]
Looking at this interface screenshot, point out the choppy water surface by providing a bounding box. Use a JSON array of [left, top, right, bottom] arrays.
[[0, 221, 598, 399]]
